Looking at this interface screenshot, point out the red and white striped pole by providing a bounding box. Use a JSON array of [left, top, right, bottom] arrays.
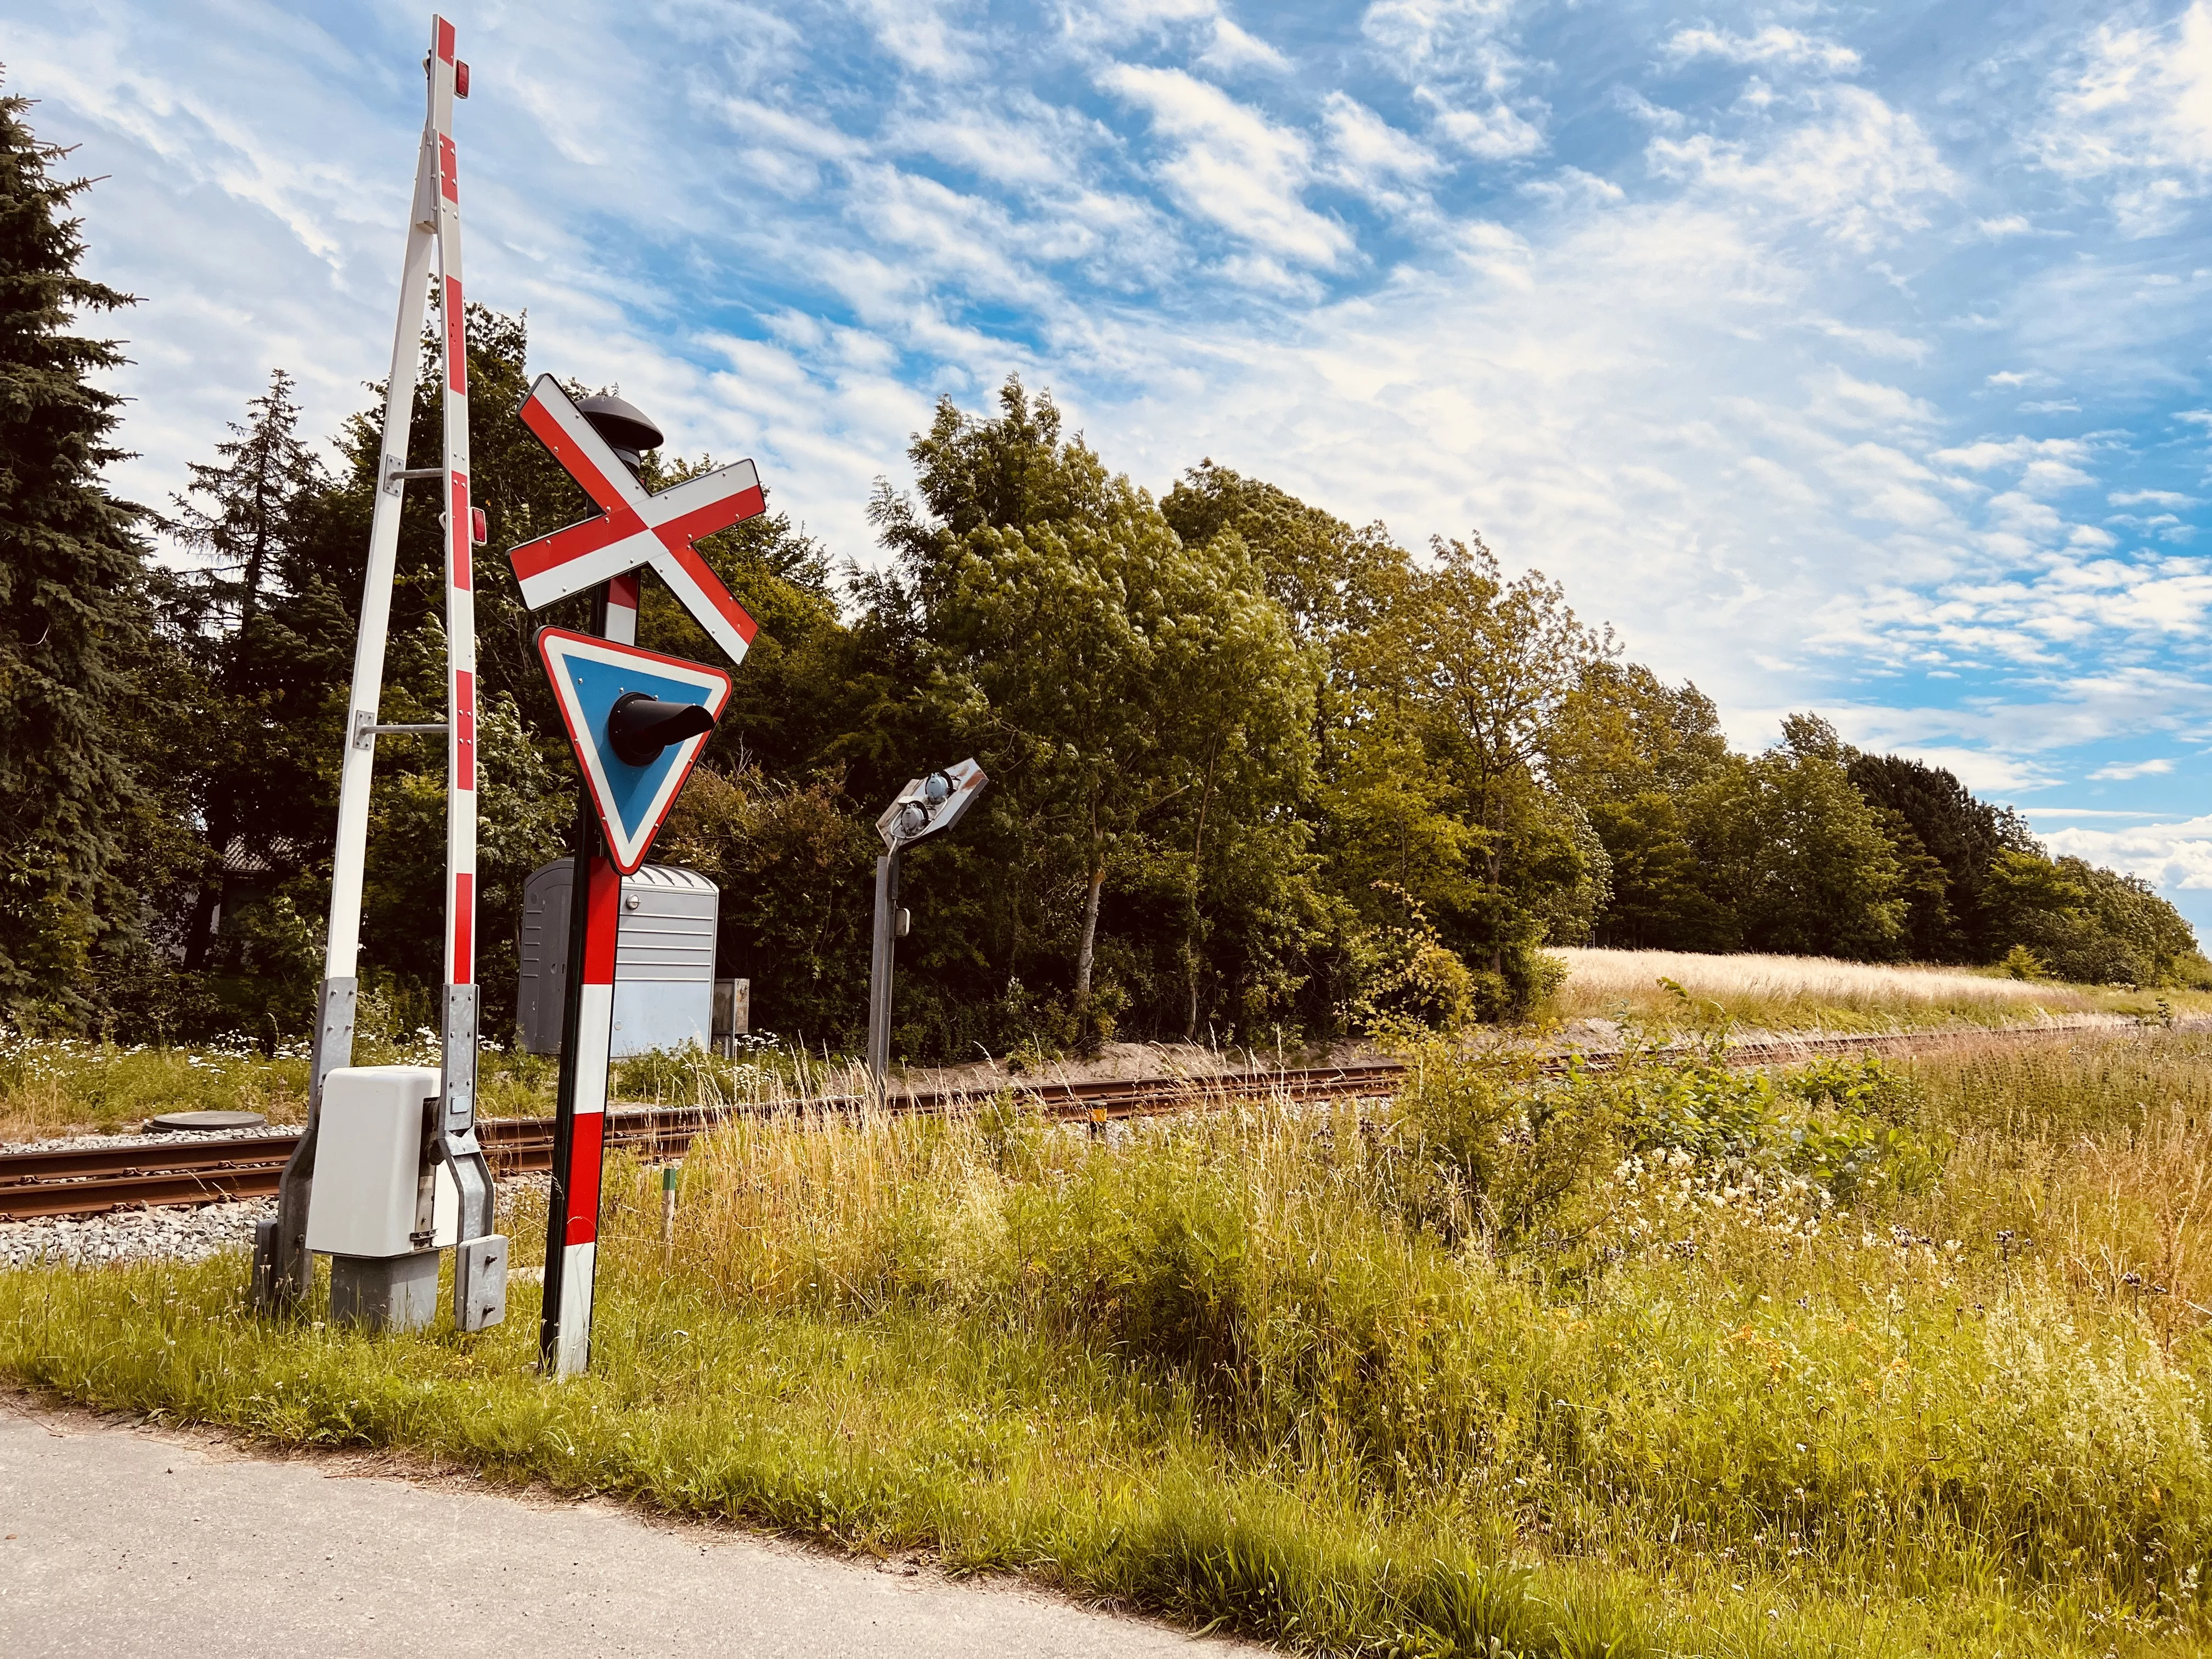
[[538, 531, 641, 1374], [604, 569, 640, 646], [541, 806, 618, 1378], [513, 386, 760, 1378]]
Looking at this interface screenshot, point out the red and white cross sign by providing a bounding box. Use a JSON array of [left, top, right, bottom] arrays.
[[507, 375, 764, 664]]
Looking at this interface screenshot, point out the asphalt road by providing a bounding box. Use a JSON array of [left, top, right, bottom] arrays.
[[0, 1403, 1260, 1657]]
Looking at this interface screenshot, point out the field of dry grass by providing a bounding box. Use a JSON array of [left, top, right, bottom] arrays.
[[1540, 945, 2176, 1031]]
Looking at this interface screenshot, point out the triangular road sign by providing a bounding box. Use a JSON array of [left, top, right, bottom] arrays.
[[537, 627, 731, 874]]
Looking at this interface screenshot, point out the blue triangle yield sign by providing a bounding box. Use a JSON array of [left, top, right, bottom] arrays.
[[537, 627, 732, 874]]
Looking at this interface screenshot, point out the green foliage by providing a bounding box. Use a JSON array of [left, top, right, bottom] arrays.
[[656, 764, 878, 1046], [1985, 848, 2203, 987], [1716, 715, 1908, 959], [1847, 750, 2034, 961], [1344, 884, 1482, 1037], [13, 248, 2199, 1051], [859, 380, 1327, 1052], [0, 87, 168, 1023]]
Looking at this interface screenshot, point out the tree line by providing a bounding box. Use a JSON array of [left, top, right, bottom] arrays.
[[3, 93, 2200, 1052]]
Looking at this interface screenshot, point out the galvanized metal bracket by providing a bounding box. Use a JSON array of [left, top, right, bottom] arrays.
[[455, 1232, 509, 1332], [438, 980, 497, 1257], [256, 974, 357, 1313], [351, 709, 450, 751]]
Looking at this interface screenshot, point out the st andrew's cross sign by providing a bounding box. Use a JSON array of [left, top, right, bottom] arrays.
[[508, 374, 764, 665]]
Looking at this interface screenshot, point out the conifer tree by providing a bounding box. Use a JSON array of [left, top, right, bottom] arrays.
[[166, 369, 335, 970], [0, 83, 156, 1017]]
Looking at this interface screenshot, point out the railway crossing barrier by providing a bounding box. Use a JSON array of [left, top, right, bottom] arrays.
[[252, 13, 503, 1336]]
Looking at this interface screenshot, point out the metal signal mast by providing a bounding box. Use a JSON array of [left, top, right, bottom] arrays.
[[254, 14, 499, 1327]]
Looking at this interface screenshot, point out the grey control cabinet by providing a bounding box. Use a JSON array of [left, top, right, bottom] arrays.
[[518, 862, 719, 1057]]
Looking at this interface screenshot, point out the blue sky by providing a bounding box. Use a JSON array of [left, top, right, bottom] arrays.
[[9, 1, 2212, 927]]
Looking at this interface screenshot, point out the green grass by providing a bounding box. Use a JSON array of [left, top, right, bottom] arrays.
[[0, 1031, 312, 1139], [0, 1028, 838, 1138], [0, 1032, 571, 1139], [7, 1031, 2212, 1654]]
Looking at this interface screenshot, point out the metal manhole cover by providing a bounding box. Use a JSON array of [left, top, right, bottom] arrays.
[[144, 1110, 269, 1132]]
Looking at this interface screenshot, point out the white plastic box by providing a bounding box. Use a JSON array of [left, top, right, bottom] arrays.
[[304, 1065, 458, 1258]]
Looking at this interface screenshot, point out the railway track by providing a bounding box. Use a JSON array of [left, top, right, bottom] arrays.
[[0, 1022, 2143, 1222]]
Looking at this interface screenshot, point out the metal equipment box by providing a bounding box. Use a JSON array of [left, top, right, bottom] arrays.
[[303, 1065, 459, 1258], [517, 862, 719, 1057]]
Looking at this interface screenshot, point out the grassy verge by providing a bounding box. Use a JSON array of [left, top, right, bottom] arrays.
[[0, 1032, 313, 1141], [0, 1037, 571, 1141], [1541, 946, 2207, 1034], [0, 1031, 842, 1139], [8, 1028, 2212, 1653]]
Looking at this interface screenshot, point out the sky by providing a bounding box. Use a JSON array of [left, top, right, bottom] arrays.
[[7, 0, 2212, 928]]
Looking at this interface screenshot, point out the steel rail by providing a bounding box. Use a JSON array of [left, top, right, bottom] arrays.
[[0, 1022, 2148, 1222]]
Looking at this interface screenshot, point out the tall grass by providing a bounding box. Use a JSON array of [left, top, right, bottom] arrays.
[[0, 1030, 573, 1140], [0, 1031, 311, 1141], [1544, 946, 2117, 1030], [7, 1030, 2212, 1654]]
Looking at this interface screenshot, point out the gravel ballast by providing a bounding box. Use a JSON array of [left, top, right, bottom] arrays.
[[0, 1197, 274, 1269]]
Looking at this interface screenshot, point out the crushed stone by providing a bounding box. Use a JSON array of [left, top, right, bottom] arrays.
[[1, 1196, 274, 1269]]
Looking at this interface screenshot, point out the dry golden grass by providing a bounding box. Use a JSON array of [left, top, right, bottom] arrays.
[[1545, 945, 2105, 1029]]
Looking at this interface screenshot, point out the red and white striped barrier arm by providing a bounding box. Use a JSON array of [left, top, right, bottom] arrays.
[[431, 16, 481, 1132]]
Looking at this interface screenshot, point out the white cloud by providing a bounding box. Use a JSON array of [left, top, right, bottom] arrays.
[[2043, 816, 2212, 891], [1319, 93, 1444, 190], [1661, 26, 1862, 75], [1648, 87, 1956, 249], [1521, 166, 1627, 210], [1977, 213, 2035, 237], [2089, 757, 2177, 780], [2113, 489, 2202, 508], [1933, 435, 2094, 490], [850, 0, 977, 77], [2036, 1, 2212, 234], [1199, 18, 1291, 75], [1363, 0, 1547, 161], [1429, 95, 1548, 160], [1099, 64, 1352, 269], [1361, 0, 1521, 78]]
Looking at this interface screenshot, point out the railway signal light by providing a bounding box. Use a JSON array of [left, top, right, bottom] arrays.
[[867, 760, 988, 1096]]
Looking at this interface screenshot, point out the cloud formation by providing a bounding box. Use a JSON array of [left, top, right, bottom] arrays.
[[7, 0, 2210, 931]]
